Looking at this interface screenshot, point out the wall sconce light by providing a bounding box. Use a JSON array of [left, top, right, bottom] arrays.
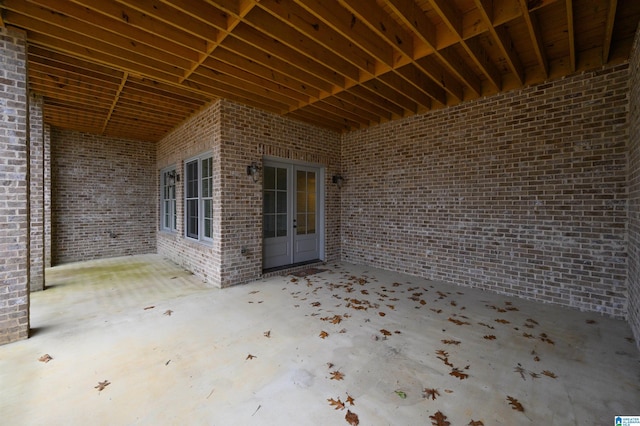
[[332, 174, 344, 189], [247, 161, 261, 183], [167, 170, 179, 186]]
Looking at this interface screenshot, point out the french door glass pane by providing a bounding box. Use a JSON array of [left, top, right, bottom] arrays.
[[264, 190, 276, 214], [277, 214, 288, 237], [277, 168, 287, 190]]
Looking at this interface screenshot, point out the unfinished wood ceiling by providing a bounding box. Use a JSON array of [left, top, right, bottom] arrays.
[[2, 0, 639, 141]]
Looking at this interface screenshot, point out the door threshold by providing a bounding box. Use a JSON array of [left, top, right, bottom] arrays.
[[262, 260, 322, 275]]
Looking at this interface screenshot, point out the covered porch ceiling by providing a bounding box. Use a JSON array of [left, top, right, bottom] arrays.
[[2, 0, 639, 141]]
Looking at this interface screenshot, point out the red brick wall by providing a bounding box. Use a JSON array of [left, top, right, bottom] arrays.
[[0, 28, 29, 345], [157, 99, 341, 287], [628, 27, 640, 345], [51, 129, 156, 264], [342, 63, 629, 317]]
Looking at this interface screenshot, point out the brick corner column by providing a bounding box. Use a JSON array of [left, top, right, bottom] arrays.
[[0, 27, 30, 345]]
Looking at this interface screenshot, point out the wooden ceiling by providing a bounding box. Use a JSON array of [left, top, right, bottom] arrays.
[[2, 0, 639, 141]]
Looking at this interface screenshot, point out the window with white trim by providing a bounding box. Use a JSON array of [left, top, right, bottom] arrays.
[[185, 153, 213, 242], [160, 167, 177, 232]]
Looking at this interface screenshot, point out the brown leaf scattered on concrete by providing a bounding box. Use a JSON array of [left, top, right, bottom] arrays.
[[311, 302, 321, 307], [163, 309, 173, 316], [429, 410, 451, 426], [494, 318, 510, 324], [422, 388, 440, 400], [448, 318, 470, 326], [246, 354, 256, 360], [441, 339, 461, 345], [380, 329, 392, 336], [483, 335, 496, 340], [450, 369, 469, 380], [95, 380, 110, 391], [143, 306, 155, 310], [468, 420, 484, 426], [330, 371, 345, 381], [507, 396, 524, 412], [345, 410, 359, 425], [319, 331, 329, 339], [38, 354, 53, 363], [542, 370, 557, 378], [264, 330, 271, 338], [346, 394, 355, 406], [328, 397, 345, 410]]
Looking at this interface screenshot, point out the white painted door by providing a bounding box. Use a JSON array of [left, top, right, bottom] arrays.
[[263, 161, 321, 269]]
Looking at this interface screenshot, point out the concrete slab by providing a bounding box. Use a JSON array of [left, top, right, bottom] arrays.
[[1, 254, 638, 425]]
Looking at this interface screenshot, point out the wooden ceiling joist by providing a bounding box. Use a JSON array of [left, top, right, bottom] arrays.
[[3, 0, 636, 139]]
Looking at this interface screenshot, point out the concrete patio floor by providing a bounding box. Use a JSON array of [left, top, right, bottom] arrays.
[[1, 254, 639, 425]]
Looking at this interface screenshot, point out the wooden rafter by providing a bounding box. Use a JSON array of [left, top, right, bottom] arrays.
[[518, 0, 549, 78], [429, 0, 501, 90], [474, 0, 525, 85], [603, 0, 618, 64], [1, 0, 636, 139], [102, 72, 128, 134], [566, 0, 576, 72]]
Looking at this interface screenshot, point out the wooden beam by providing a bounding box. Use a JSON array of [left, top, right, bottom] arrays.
[[258, 0, 379, 77], [566, 0, 575, 72], [429, 0, 502, 90], [603, 0, 618, 64], [384, 0, 465, 101], [474, 0, 525, 85], [102, 72, 128, 134], [518, 0, 549, 78]]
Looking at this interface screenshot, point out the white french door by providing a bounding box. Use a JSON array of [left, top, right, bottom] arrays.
[[263, 161, 322, 269]]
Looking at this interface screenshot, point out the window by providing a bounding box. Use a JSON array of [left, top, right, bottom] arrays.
[[160, 167, 177, 232], [185, 153, 213, 242]]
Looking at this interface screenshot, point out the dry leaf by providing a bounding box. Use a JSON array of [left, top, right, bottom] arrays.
[[319, 331, 329, 339], [444, 389, 454, 394], [494, 318, 510, 324], [429, 410, 451, 426], [38, 354, 53, 363], [246, 354, 256, 360], [380, 329, 392, 336], [264, 330, 271, 338], [450, 369, 469, 380], [328, 397, 345, 410], [249, 290, 259, 294], [95, 380, 110, 391], [448, 318, 470, 326], [346, 394, 355, 406], [327, 362, 334, 369], [507, 396, 524, 412], [311, 302, 321, 307], [441, 339, 461, 345], [345, 410, 359, 425], [331, 315, 343, 324], [483, 335, 496, 340], [468, 420, 484, 426], [423, 388, 440, 400], [514, 365, 527, 380], [586, 319, 596, 324], [163, 309, 173, 316], [143, 306, 155, 310], [542, 370, 557, 378], [330, 371, 345, 381], [378, 312, 386, 317]]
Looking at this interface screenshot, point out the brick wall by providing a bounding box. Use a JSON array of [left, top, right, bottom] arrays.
[[156, 101, 223, 285], [628, 27, 640, 346], [157, 99, 341, 287], [342, 64, 629, 317], [219, 100, 341, 286], [0, 27, 29, 345], [29, 93, 44, 291], [51, 129, 156, 264], [44, 124, 51, 268]]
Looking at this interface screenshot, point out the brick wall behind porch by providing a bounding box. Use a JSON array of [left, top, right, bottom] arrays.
[[51, 129, 156, 264], [342, 63, 629, 317]]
